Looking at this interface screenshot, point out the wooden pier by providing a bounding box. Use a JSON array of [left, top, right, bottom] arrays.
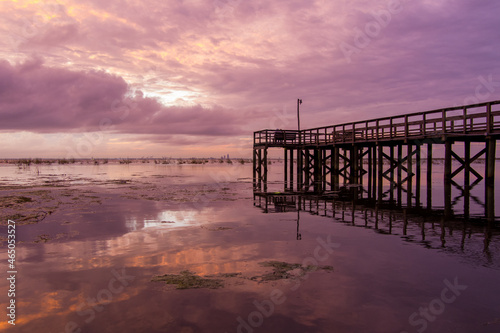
[[253, 100, 500, 221]]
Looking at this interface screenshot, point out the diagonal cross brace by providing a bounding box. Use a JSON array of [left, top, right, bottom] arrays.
[[450, 148, 485, 180]]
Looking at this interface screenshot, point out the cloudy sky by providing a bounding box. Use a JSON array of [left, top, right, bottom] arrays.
[[1, 0, 499, 158]]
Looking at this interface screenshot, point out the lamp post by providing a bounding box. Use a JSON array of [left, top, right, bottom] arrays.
[[297, 99, 303, 192], [297, 99, 302, 144]]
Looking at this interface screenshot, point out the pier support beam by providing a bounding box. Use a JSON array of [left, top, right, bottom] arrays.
[[371, 146, 377, 200], [397, 144, 403, 207], [377, 145, 383, 204], [368, 146, 372, 199], [464, 141, 470, 219], [407, 143, 413, 207], [416, 144, 421, 207], [314, 148, 322, 193], [297, 149, 303, 191], [350, 146, 358, 185], [284, 149, 288, 190], [290, 149, 294, 191], [252, 148, 257, 190], [486, 138, 496, 221], [444, 140, 452, 219], [333, 148, 340, 191], [390, 146, 395, 202], [263, 148, 268, 192], [427, 143, 432, 210], [253, 147, 268, 192]]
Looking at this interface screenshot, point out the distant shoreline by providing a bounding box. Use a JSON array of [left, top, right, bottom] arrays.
[[0, 157, 253, 166]]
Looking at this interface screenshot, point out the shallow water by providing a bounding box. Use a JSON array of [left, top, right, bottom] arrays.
[[0, 161, 499, 333]]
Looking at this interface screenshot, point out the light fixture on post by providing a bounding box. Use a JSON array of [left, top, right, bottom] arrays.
[[297, 99, 302, 144]]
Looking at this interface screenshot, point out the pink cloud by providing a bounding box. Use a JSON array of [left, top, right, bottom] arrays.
[[0, 58, 245, 138], [0, 57, 128, 132]]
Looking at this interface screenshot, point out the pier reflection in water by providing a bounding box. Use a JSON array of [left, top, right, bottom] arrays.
[[254, 192, 499, 268], [254, 151, 500, 222]]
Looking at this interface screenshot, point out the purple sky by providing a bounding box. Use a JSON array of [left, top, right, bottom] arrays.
[[1, 0, 500, 158]]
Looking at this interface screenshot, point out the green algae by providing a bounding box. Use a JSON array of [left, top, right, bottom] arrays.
[[252, 261, 334, 282], [152, 270, 224, 289]]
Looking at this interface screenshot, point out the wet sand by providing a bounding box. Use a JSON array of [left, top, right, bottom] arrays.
[[0, 162, 499, 333]]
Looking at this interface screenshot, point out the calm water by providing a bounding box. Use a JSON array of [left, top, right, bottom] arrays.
[[0, 161, 499, 333]]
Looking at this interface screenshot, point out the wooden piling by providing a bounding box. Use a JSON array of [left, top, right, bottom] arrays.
[[464, 141, 470, 219], [252, 148, 257, 189], [263, 148, 268, 192], [368, 146, 372, 199], [314, 148, 322, 193], [407, 143, 413, 207], [444, 140, 452, 219], [397, 144, 403, 206], [390, 145, 395, 202], [372, 146, 377, 200], [427, 143, 432, 210], [284, 149, 288, 190], [333, 148, 339, 191], [377, 145, 383, 204], [416, 144, 421, 207], [486, 138, 496, 221]]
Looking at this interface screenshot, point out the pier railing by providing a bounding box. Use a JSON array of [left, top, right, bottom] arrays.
[[254, 100, 500, 146], [254, 129, 300, 145]]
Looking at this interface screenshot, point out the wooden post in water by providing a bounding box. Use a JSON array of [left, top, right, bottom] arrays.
[[444, 140, 452, 219], [330, 148, 335, 191], [486, 138, 496, 221], [255, 149, 264, 192], [485, 102, 495, 221], [351, 146, 358, 185], [368, 146, 372, 199], [343, 147, 348, 185], [464, 141, 470, 219], [416, 144, 421, 207], [407, 143, 413, 207], [322, 149, 327, 192], [252, 148, 257, 189], [284, 149, 288, 190], [314, 148, 322, 193], [397, 144, 403, 206], [378, 145, 383, 204], [372, 146, 377, 200], [290, 149, 294, 191], [427, 143, 433, 210], [304, 149, 311, 191], [297, 148, 302, 191], [390, 145, 395, 202], [333, 147, 339, 190], [359, 147, 364, 188], [257, 149, 263, 191], [263, 147, 268, 192]]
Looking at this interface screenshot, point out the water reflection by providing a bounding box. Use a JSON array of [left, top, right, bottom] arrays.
[[127, 210, 205, 231], [254, 192, 500, 268], [2, 163, 500, 332]]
